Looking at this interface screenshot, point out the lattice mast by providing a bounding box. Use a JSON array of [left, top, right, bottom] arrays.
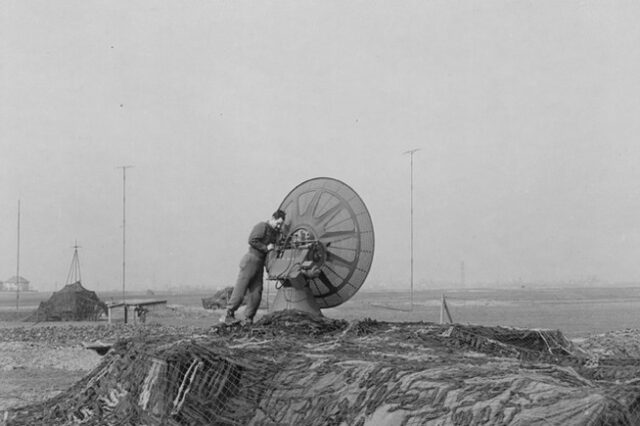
[[66, 242, 82, 285]]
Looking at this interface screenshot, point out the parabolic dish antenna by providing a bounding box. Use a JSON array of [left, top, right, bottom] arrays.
[[266, 177, 374, 314]]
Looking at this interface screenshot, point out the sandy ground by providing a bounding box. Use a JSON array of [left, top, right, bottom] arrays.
[[0, 342, 102, 410], [0, 304, 229, 412]]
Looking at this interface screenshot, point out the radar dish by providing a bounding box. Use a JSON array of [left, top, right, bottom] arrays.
[[278, 177, 374, 308]]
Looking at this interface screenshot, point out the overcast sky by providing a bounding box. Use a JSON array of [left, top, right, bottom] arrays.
[[2, 1, 640, 292]]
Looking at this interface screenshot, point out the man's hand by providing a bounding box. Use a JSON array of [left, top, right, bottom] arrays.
[[267, 243, 275, 251]]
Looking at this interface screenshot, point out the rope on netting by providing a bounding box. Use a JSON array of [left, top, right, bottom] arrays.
[[139, 358, 164, 410], [171, 358, 203, 415], [538, 330, 554, 355], [84, 360, 112, 390], [206, 359, 233, 406]]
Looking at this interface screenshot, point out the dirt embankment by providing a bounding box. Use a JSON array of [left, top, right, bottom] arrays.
[[4, 308, 640, 425], [4, 312, 640, 425]]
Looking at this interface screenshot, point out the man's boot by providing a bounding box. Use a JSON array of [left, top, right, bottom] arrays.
[[221, 309, 237, 325]]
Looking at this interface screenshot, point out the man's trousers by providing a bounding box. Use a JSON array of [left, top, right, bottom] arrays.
[[227, 252, 264, 320]]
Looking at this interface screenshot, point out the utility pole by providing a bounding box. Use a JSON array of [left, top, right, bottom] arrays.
[[403, 148, 420, 311], [15, 200, 20, 313], [118, 166, 134, 323]]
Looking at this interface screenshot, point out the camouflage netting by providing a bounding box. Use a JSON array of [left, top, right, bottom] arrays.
[[5, 312, 640, 425], [30, 282, 107, 322]]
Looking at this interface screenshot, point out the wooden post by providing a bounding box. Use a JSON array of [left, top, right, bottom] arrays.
[[440, 293, 453, 324]]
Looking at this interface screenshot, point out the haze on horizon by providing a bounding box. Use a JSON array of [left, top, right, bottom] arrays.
[[2, 1, 640, 293]]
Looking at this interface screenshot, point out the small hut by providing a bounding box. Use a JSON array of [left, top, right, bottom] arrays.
[[3, 276, 30, 292], [34, 281, 107, 321]]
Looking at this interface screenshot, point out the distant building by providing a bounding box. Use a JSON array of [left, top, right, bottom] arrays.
[[2, 276, 30, 292]]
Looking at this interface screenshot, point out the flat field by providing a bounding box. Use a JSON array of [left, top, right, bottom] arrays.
[[331, 286, 640, 338], [2, 285, 640, 338]]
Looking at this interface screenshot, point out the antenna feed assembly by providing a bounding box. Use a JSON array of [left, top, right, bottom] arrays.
[[267, 231, 326, 286], [265, 177, 375, 316]]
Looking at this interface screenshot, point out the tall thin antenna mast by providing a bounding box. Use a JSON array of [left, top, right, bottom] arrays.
[[118, 166, 134, 311], [66, 241, 82, 285], [16, 200, 21, 313], [403, 148, 420, 311]]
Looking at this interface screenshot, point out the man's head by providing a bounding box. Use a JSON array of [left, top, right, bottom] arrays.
[[268, 209, 286, 230]]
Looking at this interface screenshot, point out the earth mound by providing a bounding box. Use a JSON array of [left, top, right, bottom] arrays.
[[4, 311, 640, 425], [29, 282, 107, 322]]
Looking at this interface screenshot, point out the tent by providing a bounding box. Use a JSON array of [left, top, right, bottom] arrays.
[[33, 281, 107, 321]]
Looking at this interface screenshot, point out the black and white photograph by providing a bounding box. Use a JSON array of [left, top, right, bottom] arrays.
[[2, 1, 640, 424]]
